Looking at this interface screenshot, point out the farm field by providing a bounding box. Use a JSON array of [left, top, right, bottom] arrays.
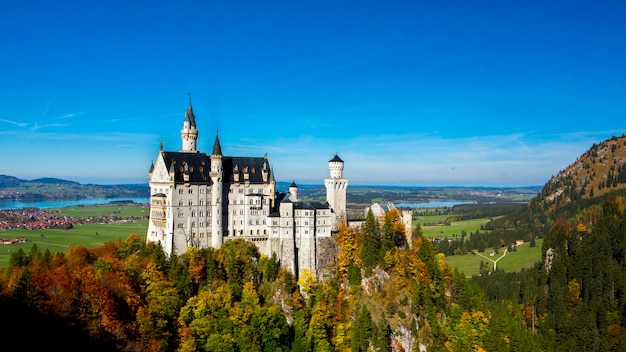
[[443, 239, 544, 277], [0, 203, 149, 267], [55, 202, 150, 218], [417, 216, 491, 238], [0, 220, 148, 267]]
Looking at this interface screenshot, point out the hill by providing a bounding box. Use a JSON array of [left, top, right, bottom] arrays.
[[0, 175, 148, 201], [474, 133, 626, 350], [540, 134, 626, 209]]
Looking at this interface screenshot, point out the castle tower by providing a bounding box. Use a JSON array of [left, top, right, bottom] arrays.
[[401, 208, 414, 248], [324, 154, 348, 224], [289, 181, 298, 202], [180, 98, 199, 152], [210, 131, 223, 248]]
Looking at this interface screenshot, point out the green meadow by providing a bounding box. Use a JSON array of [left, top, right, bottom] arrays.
[[415, 213, 491, 239], [54, 203, 150, 218], [412, 211, 543, 276], [443, 239, 544, 277], [0, 204, 149, 267]]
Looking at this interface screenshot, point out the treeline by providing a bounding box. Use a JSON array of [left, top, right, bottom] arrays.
[[470, 197, 626, 351], [0, 208, 541, 351]]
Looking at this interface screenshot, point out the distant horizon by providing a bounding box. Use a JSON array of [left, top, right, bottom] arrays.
[[1, 1, 624, 187], [1, 173, 543, 189]]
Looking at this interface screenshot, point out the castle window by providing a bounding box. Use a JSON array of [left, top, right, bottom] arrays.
[[250, 230, 253, 235], [200, 200, 204, 206], [263, 229, 267, 235], [233, 210, 237, 215], [263, 219, 266, 225], [191, 210, 197, 217], [249, 220, 253, 225], [240, 210, 244, 215], [178, 211, 184, 217], [188, 189, 193, 194], [177, 223, 184, 228], [256, 219, 260, 225], [189, 200, 193, 206], [200, 211, 204, 217], [200, 222, 204, 227], [200, 188, 204, 194], [179, 189, 183, 194], [179, 200, 183, 206], [191, 221, 196, 227]]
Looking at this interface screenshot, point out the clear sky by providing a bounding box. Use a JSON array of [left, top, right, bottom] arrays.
[[1, 1, 624, 187]]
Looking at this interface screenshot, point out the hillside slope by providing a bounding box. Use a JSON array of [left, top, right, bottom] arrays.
[[0, 175, 148, 201], [541, 134, 626, 207]]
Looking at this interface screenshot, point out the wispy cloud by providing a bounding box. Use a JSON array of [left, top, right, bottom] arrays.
[[251, 131, 610, 186], [0, 118, 28, 127], [31, 123, 68, 131]]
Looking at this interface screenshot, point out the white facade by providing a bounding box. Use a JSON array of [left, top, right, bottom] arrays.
[[146, 100, 347, 278]]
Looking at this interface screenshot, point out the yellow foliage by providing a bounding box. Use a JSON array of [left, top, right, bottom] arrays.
[[298, 269, 318, 298]]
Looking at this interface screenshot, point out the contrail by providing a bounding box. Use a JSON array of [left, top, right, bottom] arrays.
[[40, 97, 54, 120]]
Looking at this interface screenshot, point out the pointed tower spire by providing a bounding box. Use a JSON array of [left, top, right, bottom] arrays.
[[181, 96, 199, 152], [184, 94, 196, 127], [212, 129, 223, 156]]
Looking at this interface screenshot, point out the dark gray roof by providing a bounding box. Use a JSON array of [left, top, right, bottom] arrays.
[[294, 201, 330, 210], [212, 133, 222, 156], [163, 151, 212, 184], [161, 151, 273, 186], [330, 154, 343, 163], [184, 100, 196, 127], [224, 156, 270, 184]]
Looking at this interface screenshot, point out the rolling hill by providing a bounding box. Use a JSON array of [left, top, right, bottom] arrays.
[[0, 175, 148, 201]]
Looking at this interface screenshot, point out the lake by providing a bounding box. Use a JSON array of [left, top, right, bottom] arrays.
[[394, 200, 477, 208], [0, 197, 150, 210]]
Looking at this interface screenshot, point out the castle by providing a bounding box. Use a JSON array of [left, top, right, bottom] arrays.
[[146, 100, 348, 278]]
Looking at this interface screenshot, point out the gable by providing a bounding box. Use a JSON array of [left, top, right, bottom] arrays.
[[150, 152, 171, 183]]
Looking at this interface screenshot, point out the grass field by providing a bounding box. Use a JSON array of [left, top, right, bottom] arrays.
[[417, 216, 491, 238], [0, 203, 149, 267], [54, 203, 150, 218], [443, 239, 544, 277]]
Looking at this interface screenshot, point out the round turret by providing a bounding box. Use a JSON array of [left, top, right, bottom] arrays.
[[329, 154, 344, 179]]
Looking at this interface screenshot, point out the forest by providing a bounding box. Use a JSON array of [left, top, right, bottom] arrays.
[[2, 196, 625, 351]]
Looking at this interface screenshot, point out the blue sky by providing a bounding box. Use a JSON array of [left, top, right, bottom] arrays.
[[1, 1, 624, 187]]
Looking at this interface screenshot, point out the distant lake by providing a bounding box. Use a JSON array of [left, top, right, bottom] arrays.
[[0, 197, 150, 210], [395, 200, 477, 208]]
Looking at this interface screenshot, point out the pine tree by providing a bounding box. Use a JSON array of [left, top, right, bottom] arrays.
[[361, 209, 380, 276]]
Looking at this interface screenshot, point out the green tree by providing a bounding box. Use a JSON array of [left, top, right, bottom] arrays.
[[361, 209, 380, 276], [351, 305, 374, 352]]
